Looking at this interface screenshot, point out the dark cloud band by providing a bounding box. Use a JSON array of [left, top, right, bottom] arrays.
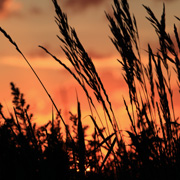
[[0, 0, 8, 11], [65, 0, 105, 11]]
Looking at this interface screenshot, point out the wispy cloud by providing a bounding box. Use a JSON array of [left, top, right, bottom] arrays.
[[153, 0, 177, 2], [88, 50, 113, 60], [29, 7, 43, 15]]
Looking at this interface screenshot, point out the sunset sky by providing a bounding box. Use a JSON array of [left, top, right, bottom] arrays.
[[0, 0, 180, 134]]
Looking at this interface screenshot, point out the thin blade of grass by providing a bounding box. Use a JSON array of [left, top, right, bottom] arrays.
[[100, 137, 117, 170], [77, 97, 85, 178], [88, 132, 115, 156], [0, 27, 75, 146]]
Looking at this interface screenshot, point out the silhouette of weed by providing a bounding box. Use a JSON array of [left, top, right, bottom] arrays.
[[0, 0, 180, 179]]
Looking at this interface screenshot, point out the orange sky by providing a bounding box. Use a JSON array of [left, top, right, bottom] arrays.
[[0, 0, 180, 137]]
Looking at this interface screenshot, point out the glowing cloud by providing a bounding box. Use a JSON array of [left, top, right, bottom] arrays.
[[0, 0, 21, 19]]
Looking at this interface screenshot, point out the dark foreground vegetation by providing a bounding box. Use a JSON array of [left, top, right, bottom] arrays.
[[0, 0, 180, 179]]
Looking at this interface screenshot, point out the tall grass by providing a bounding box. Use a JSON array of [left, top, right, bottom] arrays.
[[0, 0, 180, 179]]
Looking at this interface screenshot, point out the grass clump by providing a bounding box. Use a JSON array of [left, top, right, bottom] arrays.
[[0, 0, 180, 179]]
